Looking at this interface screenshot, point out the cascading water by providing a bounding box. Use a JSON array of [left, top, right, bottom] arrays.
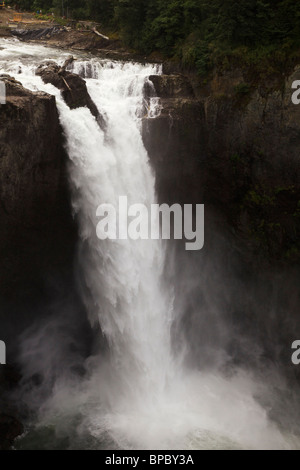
[[62, 58, 176, 407], [0, 38, 298, 450]]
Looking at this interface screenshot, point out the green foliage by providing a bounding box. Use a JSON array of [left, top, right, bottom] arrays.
[[11, 0, 300, 73], [230, 153, 242, 163], [246, 189, 275, 207], [234, 83, 251, 95], [240, 184, 300, 260], [181, 36, 212, 75], [86, 0, 115, 24]]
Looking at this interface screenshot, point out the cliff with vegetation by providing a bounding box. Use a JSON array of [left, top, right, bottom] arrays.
[[10, 1, 300, 78]]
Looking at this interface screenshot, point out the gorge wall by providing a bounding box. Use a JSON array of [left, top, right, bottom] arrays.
[[143, 66, 300, 382], [144, 67, 300, 262], [0, 75, 83, 357]]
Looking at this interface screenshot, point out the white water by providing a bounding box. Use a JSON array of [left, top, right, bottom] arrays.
[[0, 38, 298, 450], [63, 59, 176, 407]]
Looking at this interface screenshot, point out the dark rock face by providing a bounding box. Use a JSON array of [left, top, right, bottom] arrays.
[[0, 75, 94, 446], [0, 365, 23, 449], [143, 68, 300, 380], [35, 62, 101, 123], [0, 414, 23, 449], [0, 75, 92, 445], [0, 75, 80, 352], [148, 74, 195, 99], [144, 68, 300, 262]]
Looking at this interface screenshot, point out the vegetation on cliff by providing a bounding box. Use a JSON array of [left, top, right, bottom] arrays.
[[10, 0, 300, 75]]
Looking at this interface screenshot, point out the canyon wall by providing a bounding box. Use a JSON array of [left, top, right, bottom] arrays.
[[0, 75, 80, 355], [143, 67, 300, 381]]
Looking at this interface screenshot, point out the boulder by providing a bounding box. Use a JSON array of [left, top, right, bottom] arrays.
[[35, 60, 103, 126]]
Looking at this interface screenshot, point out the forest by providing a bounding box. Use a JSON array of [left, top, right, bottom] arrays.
[[10, 0, 300, 74]]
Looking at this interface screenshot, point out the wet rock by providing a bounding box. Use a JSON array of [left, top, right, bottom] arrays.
[[35, 61, 103, 126], [12, 26, 64, 41], [148, 74, 195, 99]]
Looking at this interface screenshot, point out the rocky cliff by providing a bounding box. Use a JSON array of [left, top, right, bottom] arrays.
[[144, 69, 300, 263], [143, 67, 300, 380], [0, 75, 79, 353], [0, 75, 76, 446]]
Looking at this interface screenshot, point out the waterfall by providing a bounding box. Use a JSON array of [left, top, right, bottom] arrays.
[[0, 38, 296, 450], [62, 59, 176, 406]]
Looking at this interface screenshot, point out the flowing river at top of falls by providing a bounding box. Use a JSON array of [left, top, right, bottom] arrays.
[[0, 38, 298, 450]]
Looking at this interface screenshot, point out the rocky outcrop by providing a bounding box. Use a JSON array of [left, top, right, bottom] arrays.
[[44, 29, 117, 52], [148, 74, 195, 99], [12, 26, 64, 41], [35, 61, 102, 124]]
